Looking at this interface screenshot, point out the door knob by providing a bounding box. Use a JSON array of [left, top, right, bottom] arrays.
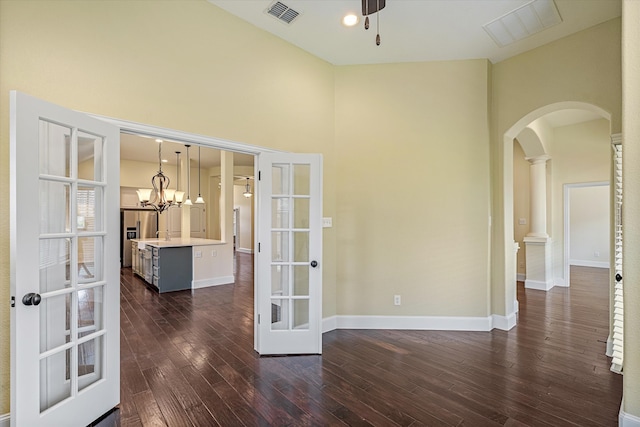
[[616, 273, 623, 282], [310, 260, 318, 268], [22, 293, 42, 306]]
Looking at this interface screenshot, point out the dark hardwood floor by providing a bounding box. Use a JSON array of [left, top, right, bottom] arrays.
[[96, 258, 622, 426]]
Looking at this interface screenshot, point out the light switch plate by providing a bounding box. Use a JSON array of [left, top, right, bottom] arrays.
[[323, 217, 332, 228], [518, 218, 527, 225]]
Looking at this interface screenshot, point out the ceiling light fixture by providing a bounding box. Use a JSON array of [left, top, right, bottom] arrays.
[[195, 146, 205, 204], [362, 0, 385, 46], [243, 178, 253, 198], [136, 140, 175, 214], [342, 14, 359, 27], [184, 145, 193, 206]]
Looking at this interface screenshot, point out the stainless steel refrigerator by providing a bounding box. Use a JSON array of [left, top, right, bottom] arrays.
[[120, 209, 158, 267]]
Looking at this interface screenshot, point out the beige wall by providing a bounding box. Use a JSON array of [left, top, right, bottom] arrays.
[[622, 0, 640, 418], [335, 60, 492, 317], [491, 18, 621, 317], [0, 0, 335, 414]]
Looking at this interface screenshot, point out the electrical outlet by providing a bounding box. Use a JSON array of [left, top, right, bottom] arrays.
[[594, 251, 600, 257], [195, 251, 202, 258], [212, 250, 217, 257], [394, 295, 401, 306]]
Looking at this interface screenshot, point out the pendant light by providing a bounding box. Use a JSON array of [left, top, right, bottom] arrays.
[[195, 146, 205, 204], [243, 177, 253, 198], [183, 145, 193, 206], [136, 140, 175, 214]]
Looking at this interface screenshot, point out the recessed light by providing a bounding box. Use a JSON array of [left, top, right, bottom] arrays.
[[161, 159, 168, 163], [342, 14, 359, 27], [155, 138, 163, 143]]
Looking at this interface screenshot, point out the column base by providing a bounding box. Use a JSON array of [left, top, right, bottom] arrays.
[[524, 236, 554, 291]]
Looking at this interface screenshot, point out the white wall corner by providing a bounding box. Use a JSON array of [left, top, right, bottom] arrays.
[[0, 413, 10, 427], [322, 315, 338, 333], [620, 405, 640, 427], [492, 313, 517, 331], [330, 315, 493, 331]]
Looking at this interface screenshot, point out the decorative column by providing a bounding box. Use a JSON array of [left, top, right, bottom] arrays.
[[523, 155, 553, 290]]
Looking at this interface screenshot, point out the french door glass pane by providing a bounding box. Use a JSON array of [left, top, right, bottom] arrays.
[[272, 198, 289, 228], [272, 164, 289, 195], [293, 299, 309, 330], [78, 286, 103, 336], [77, 186, 102, 232], [78, 336, 103, 391], [293, 265, 309, 296], [39, 181, 70, 234], [271, 265, 289, 297], [293, 198, 310, 228], [271, 231, 289, 262], [293, 164, 310, 195], [77, 132, 104, 182], [39, 293, 71, 353], [78, 236, 103, 282], [39, 238, 71, 293], [39, 120, 71, 177], [293, 232, 309, 262], [40, 348, 72, 412], [270, 299, 288, 330]]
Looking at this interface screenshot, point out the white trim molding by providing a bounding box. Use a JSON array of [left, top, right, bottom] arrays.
[[0, 413, 9, 427], [620, 405, 640, 427], [192, 276, 234, 289], [569, 259, 610, 269], [321, 314, 517, 333], [236, 248, 254, 254], [516, 273, 526, 282], [524, 279, 554, 291]]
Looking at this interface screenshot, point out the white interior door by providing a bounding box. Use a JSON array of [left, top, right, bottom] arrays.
[[256, 153, 322, 355], [10, 91, 120, 426]]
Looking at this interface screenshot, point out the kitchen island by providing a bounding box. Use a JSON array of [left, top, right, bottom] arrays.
[[131, 238, 233, 293]]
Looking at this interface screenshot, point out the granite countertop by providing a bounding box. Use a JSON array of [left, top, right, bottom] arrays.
[[132, 238, 225, 248]]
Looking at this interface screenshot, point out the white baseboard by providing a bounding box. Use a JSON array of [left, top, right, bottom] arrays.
[[516, 273, 525, 282], [321, 315, 509, 332], [322, 316, 337, 333], [620, 406, 640, 426], [192, 275, 234, 289], [525, 279, 554, 291], [492, 313, 517, 331], [236, 248, 253, 254], [570, 259, 610, 269], [554, 277, 568, 287], [0, 413, 9, 427]]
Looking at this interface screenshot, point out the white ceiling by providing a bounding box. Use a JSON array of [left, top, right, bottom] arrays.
[[207, 0, 620, 65]]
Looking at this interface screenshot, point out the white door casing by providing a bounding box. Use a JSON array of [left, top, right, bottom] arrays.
[[10, 91, 120, 426], [256, 153, 323, 355]]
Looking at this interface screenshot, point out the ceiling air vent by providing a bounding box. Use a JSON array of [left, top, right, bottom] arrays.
[[266, 1, 300, 25], [483, 0, 562, 47]]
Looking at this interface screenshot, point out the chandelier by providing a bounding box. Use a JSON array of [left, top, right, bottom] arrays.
[[136, 140, 183, 214]]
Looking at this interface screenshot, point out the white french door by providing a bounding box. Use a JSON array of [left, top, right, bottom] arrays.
[[256, 153, 323, 355], [10, 92, 120, 426]]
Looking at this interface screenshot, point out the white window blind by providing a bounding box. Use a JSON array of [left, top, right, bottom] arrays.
[[611, 142, 623, 373]]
